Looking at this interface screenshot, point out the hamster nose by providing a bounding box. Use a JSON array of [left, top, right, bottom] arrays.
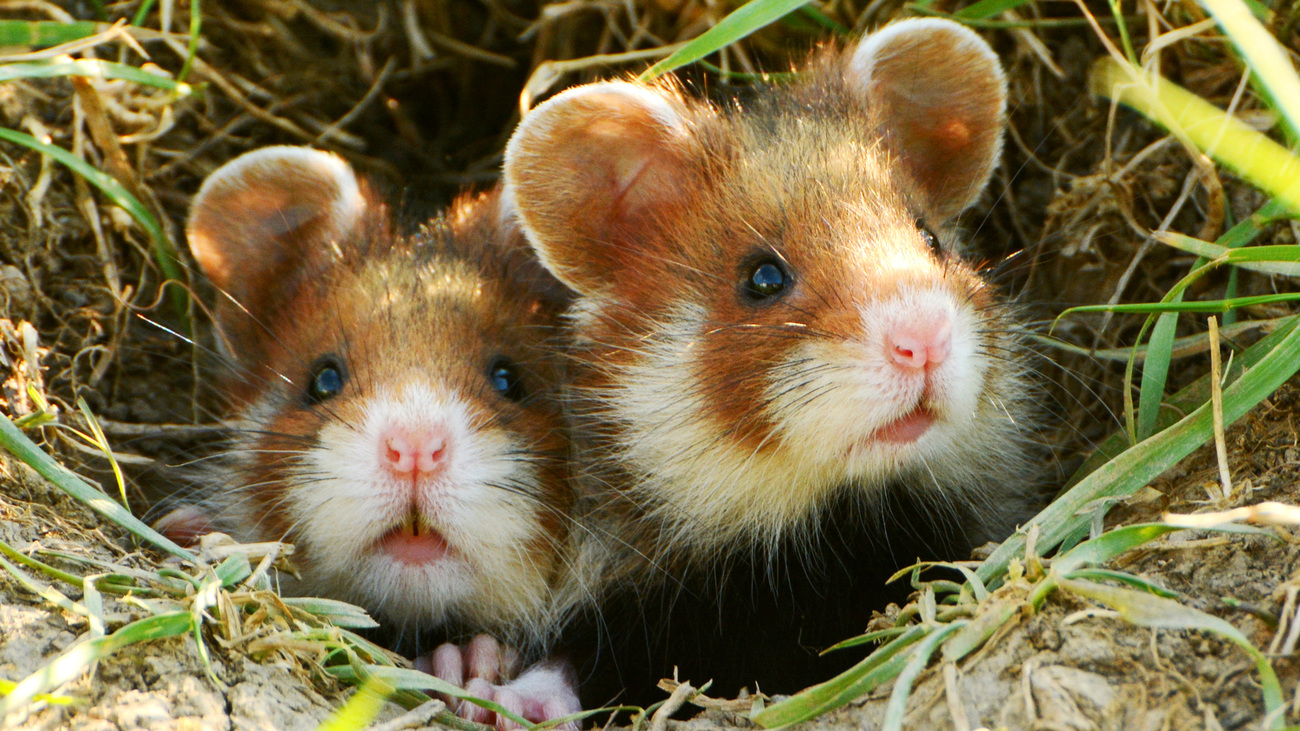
[[887, 316, 951, 371], [381, 426, 449, 477]]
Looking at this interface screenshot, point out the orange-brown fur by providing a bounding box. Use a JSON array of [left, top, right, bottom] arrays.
[[188, 160, 577, 645], [507, 21, 1037, 579]]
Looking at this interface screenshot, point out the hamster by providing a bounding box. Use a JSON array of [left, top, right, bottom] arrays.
[[504, 18, 1044, 704], [162, 146, 581, 726]]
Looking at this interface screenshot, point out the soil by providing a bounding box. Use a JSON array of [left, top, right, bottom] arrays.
[[3, 0, 1300, 729]]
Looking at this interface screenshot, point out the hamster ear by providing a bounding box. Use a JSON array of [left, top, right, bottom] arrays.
[[504, 82, 700, 296], [847, 18, 1007, 222], [187, 146, 364, 319]]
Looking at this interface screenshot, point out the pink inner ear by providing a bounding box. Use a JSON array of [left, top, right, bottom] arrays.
[[933, 117, 973, 152], [848, 19, 1007, 221], [505, 82, 700, 296]]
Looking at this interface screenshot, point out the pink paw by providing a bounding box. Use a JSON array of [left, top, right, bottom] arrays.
[[153, 505, 215, 546], [415, 635, 580, 729]]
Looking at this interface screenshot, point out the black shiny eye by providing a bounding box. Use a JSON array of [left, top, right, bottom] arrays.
[[306, 357, 346, 404], [744, 259, 790, 301], [488, 358, 525, 402], [917, 220, 942, 258]]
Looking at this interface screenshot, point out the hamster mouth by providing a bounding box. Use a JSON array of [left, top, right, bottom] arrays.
[[375, 513, 450, 566], [870, 406, 935, 444]]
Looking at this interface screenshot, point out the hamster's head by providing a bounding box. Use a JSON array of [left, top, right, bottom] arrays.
[[187, 147, 572, 639], [505, 19, 1030, 553]]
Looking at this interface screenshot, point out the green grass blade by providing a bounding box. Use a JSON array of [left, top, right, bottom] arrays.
[[1155, 234, 1300, 276], [325, 665, 532, 729], [0, 414, 197, 563], [214, 554, 251, 588], [131, 0, 159, 28], [1060, 292, 1300, 315], [954, 0, 1035, 18], [0, 127, 189, 329], [0, 552, 91, 621], [639, 0, 811, 81], [0, 678, 76, 706], [942, 594, 1022, 663], [1061, 578, 1283, 726], [0, 59, 193, 93], [1199, 0, 1300, 145], [1051, 524, 1184, 576], [1091, 57, 1300, 215], [752, 626, 927, 727], [317, 677, 392, 731], [0, 536, 88, 588], [881, 622, 967, 731], [76, 396, 128, 508], [281, 597, 379, 629], [1062, 568, 1179, 597], [0, 20, 99, 47], [1136, 310, 1177, 440], [821, 626, 909, 653], [179, 0, 201, 83], [0, 611, 193, 716], [796, 6, 850, 36], [976, 314, 1300, 585]]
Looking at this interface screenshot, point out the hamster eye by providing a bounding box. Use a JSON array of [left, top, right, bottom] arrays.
[[488, 357, 526, 402], [306, 357, 346, 404], [917, 220, 943, 258], [744, 259, 790, 301]]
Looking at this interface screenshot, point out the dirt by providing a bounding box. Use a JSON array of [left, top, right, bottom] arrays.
[[2, 0, 1300, 729]]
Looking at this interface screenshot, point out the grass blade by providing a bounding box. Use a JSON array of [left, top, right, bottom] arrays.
[[954, 0, 1035, 19], [1051, 524, 1183, 576], [280, 597, 379, 629], [1062, 568, 1178, 597], [0, 127, 189, 329], [0, 59, 193, 93], [0, 611, 193, 716], [881, 622, 967, 731], [1137, 310, 1177, 440], [1061, 578, 1283, 727], [1154, 234, 1300, 276], [316, 677, 392, 731], [977, 312, 1300, 585], [1090, 57, 1300, 215], [752, 626, 927, 727], [0, 21, 99, 47], [0, 414, 197, 563], [1198, 0, 1300, 145], [325, 665, 532, 729], [639, 0, 810, 81], [1060, 292, 1300, 315]]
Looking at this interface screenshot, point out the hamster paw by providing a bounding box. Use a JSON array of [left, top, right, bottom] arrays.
[[153, 505, 215, 546], [489, 662, 582, 730], [418, 634, 519, 687], [415, 637, 579, 730]]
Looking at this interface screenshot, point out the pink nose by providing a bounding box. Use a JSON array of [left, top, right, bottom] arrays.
[[887, 316, 952, 371], [380, 426, 449, 477]]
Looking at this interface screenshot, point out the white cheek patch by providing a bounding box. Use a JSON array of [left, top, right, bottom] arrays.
[[604, 304, 844, 556], [237, 381, 556, 635], [769, 285, 987, 473], [601, 284, 1001, 558]]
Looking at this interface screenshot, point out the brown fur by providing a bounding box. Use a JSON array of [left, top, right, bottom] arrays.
[[229, 187, 571, 579], [507, 21, 1033, 578]]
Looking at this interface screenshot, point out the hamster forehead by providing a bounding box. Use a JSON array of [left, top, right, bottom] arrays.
[[262, 248, 566, 434], [619, 96, 984, 315]]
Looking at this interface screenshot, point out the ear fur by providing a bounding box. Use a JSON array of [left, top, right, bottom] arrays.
[[503, 82, 701, 297], [187, 146, 364, 320], [846, 18, 1007, 221]]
